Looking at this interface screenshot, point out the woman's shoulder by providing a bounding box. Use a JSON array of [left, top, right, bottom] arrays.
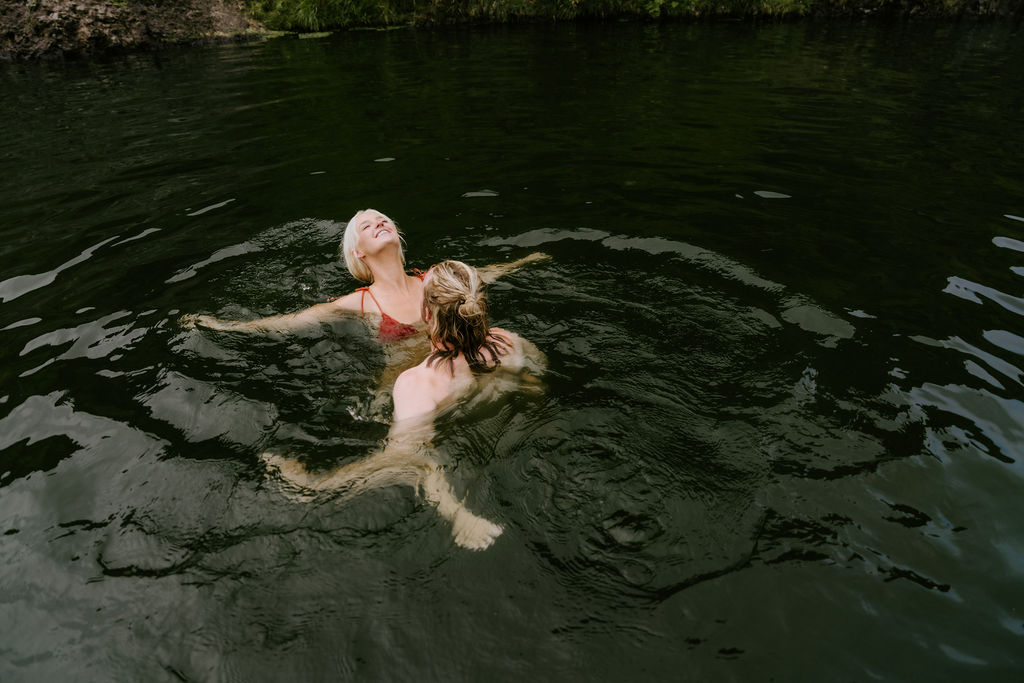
[[490, 327, 520, 344], [393, 358, 453, 421], [491, 327, 544, 374], [398, 356, 452, 388], [329, 288, 369, 313], [489, 327, 523, 361], [491, 327, 525, 355]]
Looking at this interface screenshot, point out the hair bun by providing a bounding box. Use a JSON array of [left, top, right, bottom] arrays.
[[458, 296, 483, 319]]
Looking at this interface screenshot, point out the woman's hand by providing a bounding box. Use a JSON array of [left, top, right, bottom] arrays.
[[179, 313, 231, 331], [516, 252, 551, 266]]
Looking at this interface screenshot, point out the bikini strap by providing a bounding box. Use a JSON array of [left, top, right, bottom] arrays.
[[355, 276, 418, 318], [354, 286, 371, 316], [356, 286, 385, 316]]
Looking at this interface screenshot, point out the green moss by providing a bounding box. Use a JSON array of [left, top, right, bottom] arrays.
[[246, 0, 422, 30]]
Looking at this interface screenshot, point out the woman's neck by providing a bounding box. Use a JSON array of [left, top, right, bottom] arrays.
[[365, 252, 410, 292]]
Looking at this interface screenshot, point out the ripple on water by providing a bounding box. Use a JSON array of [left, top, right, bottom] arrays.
[[943, 276, 1024, 316], [992, 235, 1024, 253], [138, 369, 279, 448], [496, 405, 766, 605], [98, 517, 192, 577], [911, 334, 1023, 391], [0, 391, 166, 485], [983, 329, 1024, 357], [165, 217, 344, 287], [909, 226, 1024, 467], [472, 254, 783, 605], [0, 235, 118, 304], [17, 310, 150, 378], [910, 383, 1024, 466]]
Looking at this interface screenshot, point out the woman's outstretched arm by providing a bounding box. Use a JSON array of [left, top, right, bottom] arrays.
[[180, 291, 365, 334], [477, 252, 550, 284]]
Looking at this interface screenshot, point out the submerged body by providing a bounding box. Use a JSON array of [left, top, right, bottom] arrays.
[[263, 327, 544, 549], [264, 260, 545, 550]]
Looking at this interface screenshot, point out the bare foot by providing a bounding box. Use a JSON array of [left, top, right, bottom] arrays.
[[451, 508, 503, 551]]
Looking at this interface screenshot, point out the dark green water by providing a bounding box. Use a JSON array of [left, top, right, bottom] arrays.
[[2, 20, 1023, 681]]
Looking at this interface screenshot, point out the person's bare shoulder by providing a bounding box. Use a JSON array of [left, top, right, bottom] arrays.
[[393, 362, 441, 422], [395, 362, 430, 387], [492, 327, 545, 375], [492, 327, 523, 350], [489, 327, 524, 366], [490, 326, 518, 342], [330, 289, 367, 313]]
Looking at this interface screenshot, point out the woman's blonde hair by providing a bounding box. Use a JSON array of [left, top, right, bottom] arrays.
[[424, 260, 508, 373], [340, 209, 406, 283]]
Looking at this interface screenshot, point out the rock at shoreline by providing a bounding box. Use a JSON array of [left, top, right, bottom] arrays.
[[0, 0, 255, 60]]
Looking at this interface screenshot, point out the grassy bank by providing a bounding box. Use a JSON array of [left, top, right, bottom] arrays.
[[245, 0, 1022, 31]]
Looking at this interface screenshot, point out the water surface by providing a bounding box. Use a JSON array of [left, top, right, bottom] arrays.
[[1, 20, 1023, 681]]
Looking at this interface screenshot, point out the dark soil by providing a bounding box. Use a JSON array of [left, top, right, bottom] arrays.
[[0, 0, 255, 60]]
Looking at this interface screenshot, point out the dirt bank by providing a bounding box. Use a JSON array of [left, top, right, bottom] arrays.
[[0, 0, 256, 60]]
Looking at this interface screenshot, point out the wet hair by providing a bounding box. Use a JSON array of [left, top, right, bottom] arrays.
[[424, 260, 509, 374], [340, 209, 406, 283]]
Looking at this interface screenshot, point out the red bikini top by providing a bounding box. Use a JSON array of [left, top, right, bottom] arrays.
[[354, 270, 425, 342]]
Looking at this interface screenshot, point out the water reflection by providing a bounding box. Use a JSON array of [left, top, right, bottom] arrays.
[[905, 213, 1024, 468]]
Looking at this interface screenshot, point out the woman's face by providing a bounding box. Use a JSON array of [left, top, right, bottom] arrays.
[[353, 209, 400, 257]]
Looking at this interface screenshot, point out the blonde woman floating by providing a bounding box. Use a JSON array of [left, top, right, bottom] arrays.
[[263, 260, 545, 550], [181, 209, 546, 413], [181, 208, 547, 343]]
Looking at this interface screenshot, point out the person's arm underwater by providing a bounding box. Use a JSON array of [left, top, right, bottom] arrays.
[[179, 290, 370, 334], [477, 252, 550, 284]]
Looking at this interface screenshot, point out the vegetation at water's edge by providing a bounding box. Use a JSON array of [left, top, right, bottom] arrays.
[[245, 0, 1022, 31], [2, 0, 1020, 60]]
